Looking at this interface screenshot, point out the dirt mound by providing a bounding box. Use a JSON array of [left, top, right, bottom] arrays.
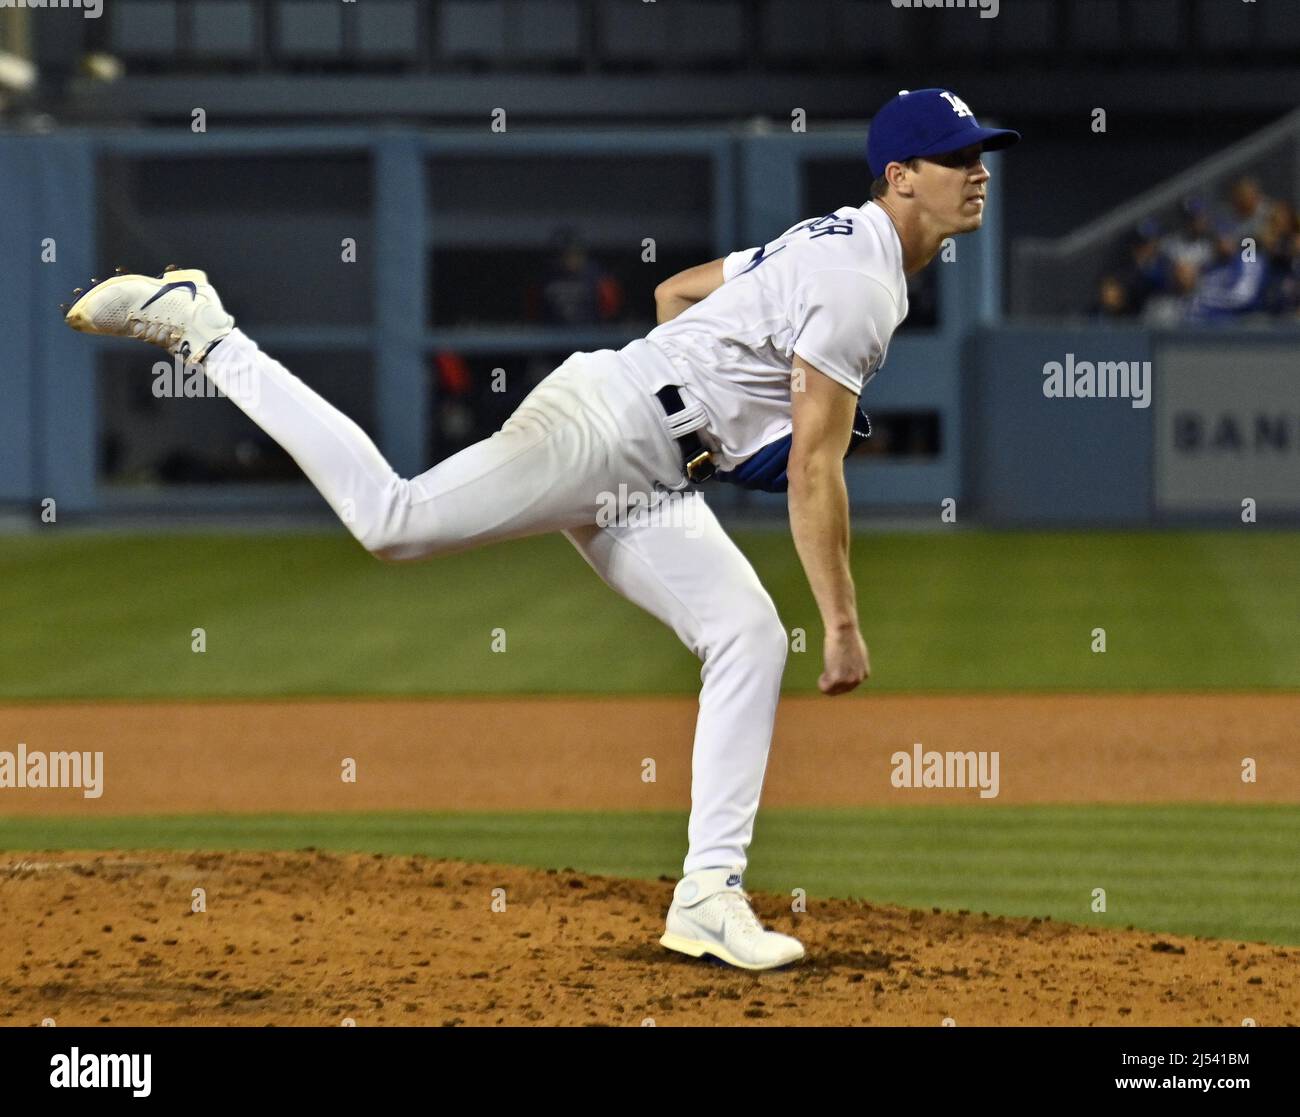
[[0, 851, 1293, 1026]]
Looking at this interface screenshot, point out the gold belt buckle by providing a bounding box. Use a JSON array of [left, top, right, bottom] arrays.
[[686, 449, 715, 483]]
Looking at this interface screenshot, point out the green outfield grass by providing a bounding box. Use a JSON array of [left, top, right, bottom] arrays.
[[0, 529, 1297, 698], [1, 805, 1296, 945]]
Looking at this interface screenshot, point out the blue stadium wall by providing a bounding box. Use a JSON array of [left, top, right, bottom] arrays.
[[2, 128, 1296, 526]]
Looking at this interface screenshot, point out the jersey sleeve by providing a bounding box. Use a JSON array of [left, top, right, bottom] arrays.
[[722, 247, 761, 281], [790, 269, 898, 395]]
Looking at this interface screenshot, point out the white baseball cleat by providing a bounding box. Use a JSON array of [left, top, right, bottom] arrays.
[[62, 265, 235, 364], [660, 866, 806, 971]]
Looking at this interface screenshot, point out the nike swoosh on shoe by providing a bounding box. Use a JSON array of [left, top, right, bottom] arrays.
[[140, 280, 198, 309]]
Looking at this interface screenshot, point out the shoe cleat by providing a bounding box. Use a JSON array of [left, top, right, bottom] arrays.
[[62, 266, 235, 363]]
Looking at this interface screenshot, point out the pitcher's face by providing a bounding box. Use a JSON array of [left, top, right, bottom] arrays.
[[913, 143, 991, 234]]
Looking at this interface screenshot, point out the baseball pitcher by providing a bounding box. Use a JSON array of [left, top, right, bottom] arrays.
[[64, 89, 1018, 970]]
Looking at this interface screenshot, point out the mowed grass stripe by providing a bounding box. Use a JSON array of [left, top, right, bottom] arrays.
[[1, 530, 1298, 697], [0, 805, 1294, 944]]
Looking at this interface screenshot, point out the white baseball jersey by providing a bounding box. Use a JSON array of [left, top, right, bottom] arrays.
[[618, 200, 909, 469]]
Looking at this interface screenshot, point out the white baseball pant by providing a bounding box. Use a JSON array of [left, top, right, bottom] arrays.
[[203, 328, 789, 875]]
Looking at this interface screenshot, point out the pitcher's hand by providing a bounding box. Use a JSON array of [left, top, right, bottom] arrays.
[[819, 626, 870, 695]]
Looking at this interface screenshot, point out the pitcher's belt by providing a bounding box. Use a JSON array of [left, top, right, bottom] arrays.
[[654, 385, 717, 483]]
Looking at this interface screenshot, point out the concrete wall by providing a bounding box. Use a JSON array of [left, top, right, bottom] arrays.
[[967, 326, 1300, 525]]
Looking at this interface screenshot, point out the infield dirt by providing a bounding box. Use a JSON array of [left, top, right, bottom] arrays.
[[1, 849, 1295, 1027], [0, 693, 1296, 1026], [0, 693, 1296, 815]]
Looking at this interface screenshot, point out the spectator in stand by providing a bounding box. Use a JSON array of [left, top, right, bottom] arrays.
[[432, 350, 476, 451], [1188, 232, 1268, 321], [1258, 199, 1300, 316], [1116, 219, 1167, 315], [1224, 176, 1277, 244], [1088, 180, 1300, 321], [1091, 274, 1133, 320], [536, 227, 624, 326], [1161, 196, 1218, 272], [1143, 257, 1199, 326]]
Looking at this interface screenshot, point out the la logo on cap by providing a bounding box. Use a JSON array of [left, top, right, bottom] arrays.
[[940, 91, 974, 117]]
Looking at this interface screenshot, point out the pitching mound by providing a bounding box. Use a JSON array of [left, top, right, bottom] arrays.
[[1, 850, 1294, 1026]]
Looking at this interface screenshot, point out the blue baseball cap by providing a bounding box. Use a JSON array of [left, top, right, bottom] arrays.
[[867, 88, 1020, 178]]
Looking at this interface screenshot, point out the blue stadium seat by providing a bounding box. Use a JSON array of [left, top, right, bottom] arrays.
[[191, 1, 257, 59], [357, 0, 421, 60], [275, 0, 344, 59], [110, 0, 179, 57], [1066, 0, 1123, 52]]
